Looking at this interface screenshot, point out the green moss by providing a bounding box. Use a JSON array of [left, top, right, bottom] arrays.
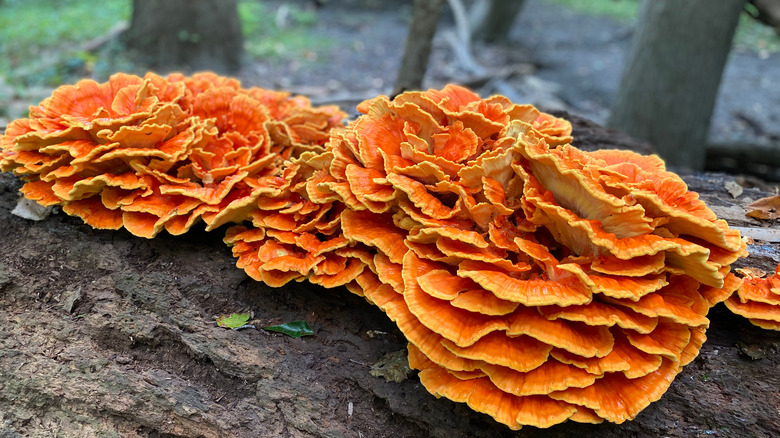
[[0, 0, 333, 88], [0, 0, 130, 85]]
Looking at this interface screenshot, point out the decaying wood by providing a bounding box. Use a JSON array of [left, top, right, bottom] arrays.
[[707, 141, 780, 182], [733, 227, 780, 243], [0, 116, 778, 438]]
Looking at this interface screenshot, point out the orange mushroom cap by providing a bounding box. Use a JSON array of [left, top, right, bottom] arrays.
[[223, 151, 372, 288], [321, 85, 747, 429], [725, 262, 780, 330], [1, 72, 346, 238]]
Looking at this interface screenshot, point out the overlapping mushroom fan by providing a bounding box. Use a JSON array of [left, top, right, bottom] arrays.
[[0, 72, 345, 237], [3, 78, 753, 430], [726, 264, 780, 331], [224, 149, 375, 289], [280, 85, 745, 429]]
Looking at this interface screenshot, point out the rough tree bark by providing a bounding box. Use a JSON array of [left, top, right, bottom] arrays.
[[394, 0, 446, 96], [607, 0, 744, 170], [124, 0, 244, 73], [469, 0, 526, 43]]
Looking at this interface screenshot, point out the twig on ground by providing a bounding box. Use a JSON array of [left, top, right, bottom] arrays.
[[733, 227, 780, 243]]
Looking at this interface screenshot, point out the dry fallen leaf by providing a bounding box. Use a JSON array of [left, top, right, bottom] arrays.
[[735, 267, 767, 279], [724, 181, 743, 198], [746, 195, 780, 220]]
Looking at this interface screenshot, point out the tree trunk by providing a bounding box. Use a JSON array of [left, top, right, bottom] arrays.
[[124, 0, 244, 73], [394, 0, 446, 96], [469, 0, 526, 43], [607, 0, 744, 170]]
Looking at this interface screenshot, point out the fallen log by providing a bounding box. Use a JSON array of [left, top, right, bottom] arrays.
[[0, 114, 778, 438]]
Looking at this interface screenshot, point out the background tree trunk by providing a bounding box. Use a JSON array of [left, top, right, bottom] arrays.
[[469, 0, 526, 43], [124, 0, 244, 73], [607, 0, 744, 170], [394, 0, 446, 96]]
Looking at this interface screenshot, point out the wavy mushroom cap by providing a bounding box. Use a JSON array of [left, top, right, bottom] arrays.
[[725, 264, 780, 330], [170, 72, 344, 153], [331, 86, 746, 429], [224, 151, 373, 289], [1, 72, 346, 238], [325, 85, 569, 226]]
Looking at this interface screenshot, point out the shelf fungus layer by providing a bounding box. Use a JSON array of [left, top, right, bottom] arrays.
[[224, 150, 373, 289], [4, 79, 750, 430], [726, 264, 780, 331], [319, 85, 747, 429], [0, 72, 345, 238]]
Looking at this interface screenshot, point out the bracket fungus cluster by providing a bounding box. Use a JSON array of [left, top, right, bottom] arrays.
[[224, 85, 749, 428], [273, 85, 747, 428], [1, 76, 763, 430], [223, 149, 375, 289], [727, 264, 780, 331], [0, 72, 345, 238]]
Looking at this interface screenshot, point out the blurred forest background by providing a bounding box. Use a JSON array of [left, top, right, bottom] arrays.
[[1, 0, 779, 179]]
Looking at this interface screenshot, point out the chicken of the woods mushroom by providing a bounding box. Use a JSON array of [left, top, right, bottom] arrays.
[[726, 264, 780, 331], [289, 85, 747, 429], [0, 72, 345, 238], [2, 79, 751, 430]]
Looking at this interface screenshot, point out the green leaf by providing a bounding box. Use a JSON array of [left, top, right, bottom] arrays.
[[216, 313, 251, 329], [264, 321, 314, 338]]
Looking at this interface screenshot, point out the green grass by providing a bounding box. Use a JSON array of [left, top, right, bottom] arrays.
[[543, 0, 780, 54], [543, 0, 640, 22], [0, 0, 130, 48], [239, 0, 332, 62], [0, 0, 131, 85], [0, 0, 333, 88]]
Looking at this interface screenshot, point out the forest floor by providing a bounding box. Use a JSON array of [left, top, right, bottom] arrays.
[[2, 0, 778, 155], [234, 0, 780, 151]]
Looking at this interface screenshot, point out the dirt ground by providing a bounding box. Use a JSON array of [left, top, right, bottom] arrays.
[[1, 1, 780, 437], [1, 114, 779, 437], [238, 0, 780, 148]]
